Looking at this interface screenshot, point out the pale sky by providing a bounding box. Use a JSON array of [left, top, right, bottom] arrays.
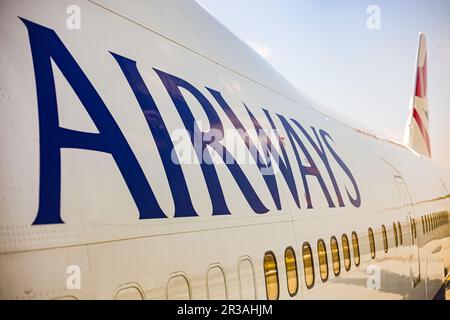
[[197, 0, 450, 171]]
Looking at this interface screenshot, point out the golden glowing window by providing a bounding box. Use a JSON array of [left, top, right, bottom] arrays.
[[302, 242, 315, 289], [368, 228, 376, 259], [330, 236, 340, 276], [397, 222, 403, 245], [284, 247, 298, 297], [382, 225, 388, 253], [263, 252, 279, 300], [412, 218, 417, 239], [393, 223, 398, 248], [425, 215, 428, 233], [317, 239, 329, 282], [342, 234, 351, 271], [351, 232, 360, 267]]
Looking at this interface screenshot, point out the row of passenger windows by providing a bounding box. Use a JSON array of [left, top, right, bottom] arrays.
[[263, 211, 450, 299], [263, 231, 362, 299], [421, 211, 448, 234]]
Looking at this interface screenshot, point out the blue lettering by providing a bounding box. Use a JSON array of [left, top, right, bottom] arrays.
[[21, 18, 166, 224]]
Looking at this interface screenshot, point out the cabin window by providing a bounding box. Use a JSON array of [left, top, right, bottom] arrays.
[[284, 247, 298, 297], [382, 225, 388, 253], [330, 236, 341, 276], [167, 275, 190, 300], [421, 216, 425, 234], [368, 228, 376, 259], [342, 234, 351, 271], [302, 242, 315, 289], [393, 223, 398, 248], [115, 285, 144, 300], [317, 239, 329, 282], [263, 252, 279, 300], [397, 222, 403, 245], [351, 232, 360, 267], [207, 266, 227, 300], [424, 215, 428, 233], [238, 258, 256, 300], [412, 218, 417, 239], [410, 218, 415, 245]]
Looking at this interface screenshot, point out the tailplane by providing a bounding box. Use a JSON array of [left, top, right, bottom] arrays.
[[404, 33, 431, 157]]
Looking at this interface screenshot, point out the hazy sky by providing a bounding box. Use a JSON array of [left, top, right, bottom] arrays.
[[197, 0, 450, 171]]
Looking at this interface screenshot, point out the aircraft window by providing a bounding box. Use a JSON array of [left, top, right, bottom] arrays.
[[342, 234, 351, 271], [382, 225, 388, 253], [263, 251, 279, 300], [330, 236, 341, 276], [368, 228, 376, 259], [115, 285, 144, 300], [412, 218, 417, 239], [410, 219, 415, 245], [317, 239, 329, 282], [284, 247, 298, 297], [393, 223, 398, 248], [167, 275, 190, 300], [427, 215, 431, 231], [351, 232, 360, 267], [421, 216, 425, 234], [302, 242, 315, 289], [207, 266, 227, 300], [238, 258, 256, 300], [425, 215, 429, 233], [397, 222, 403, 245]]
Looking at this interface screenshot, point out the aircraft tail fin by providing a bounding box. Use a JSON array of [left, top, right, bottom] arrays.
[[404, 33, 431, 157]]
